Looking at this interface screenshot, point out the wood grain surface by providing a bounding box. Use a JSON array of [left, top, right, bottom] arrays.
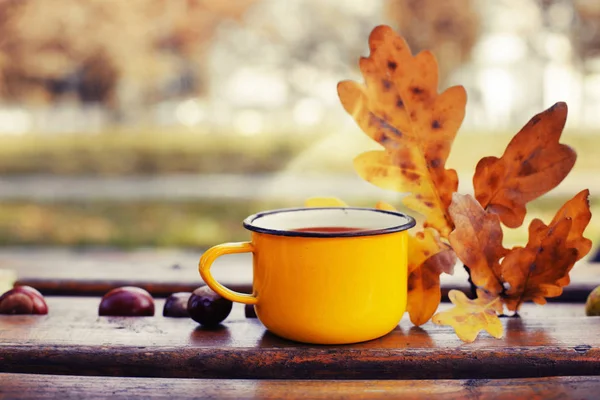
[[2, 248, 250, 297], [1, 374, 599, 400], [1, 298, 598, 380], [3, 248, 599, 300]]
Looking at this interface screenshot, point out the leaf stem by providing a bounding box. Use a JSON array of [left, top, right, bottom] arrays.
[[463, 264, 477, 298]]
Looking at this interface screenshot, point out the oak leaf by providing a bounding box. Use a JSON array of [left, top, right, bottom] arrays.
[[338, 25, 466, 238], [335, 24, 593, 344], [501, 190, 592, 311], [304, 197, 348, 207], [432, 289, 504, 343], [374, 200, 397, 211], [540, 189, 592, 260], [473, 102, 576, 228], [448, 193, 508, 295]]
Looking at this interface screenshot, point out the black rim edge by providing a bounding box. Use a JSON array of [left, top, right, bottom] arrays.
[[242, 207, 417, 238]]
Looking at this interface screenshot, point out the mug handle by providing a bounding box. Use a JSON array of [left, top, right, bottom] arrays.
[[199, 242, 258, 305]]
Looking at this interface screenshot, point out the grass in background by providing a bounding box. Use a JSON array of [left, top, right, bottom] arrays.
[[0, 129, 596, 248], [0, 130, 314, 176], [0, 129, 597, 176], [0, 195, 596, 249]]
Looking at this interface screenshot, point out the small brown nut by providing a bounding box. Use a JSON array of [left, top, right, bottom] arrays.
[[585, 286, 600, 316], [187, 286, 232, 327], [0, 286, 48, 315], [99, 286, 155, 316], [163, 292, 191, 318]]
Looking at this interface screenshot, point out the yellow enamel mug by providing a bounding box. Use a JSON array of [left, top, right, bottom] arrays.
[[199, 207, 416, 345]]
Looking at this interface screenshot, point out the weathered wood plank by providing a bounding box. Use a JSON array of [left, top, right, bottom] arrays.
[[1, 374, 599, 400], [1, 298, 598, 379], [3, 248, 599, 300], [4, 248, 248, 296]]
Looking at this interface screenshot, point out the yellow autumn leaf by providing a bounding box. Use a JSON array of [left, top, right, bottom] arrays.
[[375, 201, 397, 211], [304, 197, 348, 207], [338, 25, 466, 238], [432, 289, 504, 343]]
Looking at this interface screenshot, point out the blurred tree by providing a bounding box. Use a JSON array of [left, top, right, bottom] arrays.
[[573, 0, 600, 61], [386, 0, 481, 84], [0, 0, 258, 107], [157, 0, 257, 97], [206, 0, 383, 111]]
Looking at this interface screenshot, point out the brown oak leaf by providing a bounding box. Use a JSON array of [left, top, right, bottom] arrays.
[[501, 190, 592, 311], [432, 289, 504, 343], [539, 189, 592, 260], [473, 102, 576, 228], [448, 193, 508, 295], [338, 25, 466, 238]]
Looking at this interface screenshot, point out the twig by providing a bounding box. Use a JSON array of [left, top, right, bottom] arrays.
[[463, 264, 477, 299]]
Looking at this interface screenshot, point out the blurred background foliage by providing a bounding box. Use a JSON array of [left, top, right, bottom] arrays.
[[0, 0, 598, 249]]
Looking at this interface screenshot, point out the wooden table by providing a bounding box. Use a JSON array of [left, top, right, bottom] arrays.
[[1, 249, 600, 399], [1, 374, 599, 399], [3, 248, 599, 301]]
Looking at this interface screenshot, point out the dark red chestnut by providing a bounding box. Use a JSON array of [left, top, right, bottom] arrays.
[[163, 292, 191, 318], [0, 286, 48, 315], [99, 286, 154, 316], [187, 286, 232, 327]]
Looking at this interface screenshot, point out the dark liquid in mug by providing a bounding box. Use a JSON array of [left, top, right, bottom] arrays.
[[291, 226, 369, 234]]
